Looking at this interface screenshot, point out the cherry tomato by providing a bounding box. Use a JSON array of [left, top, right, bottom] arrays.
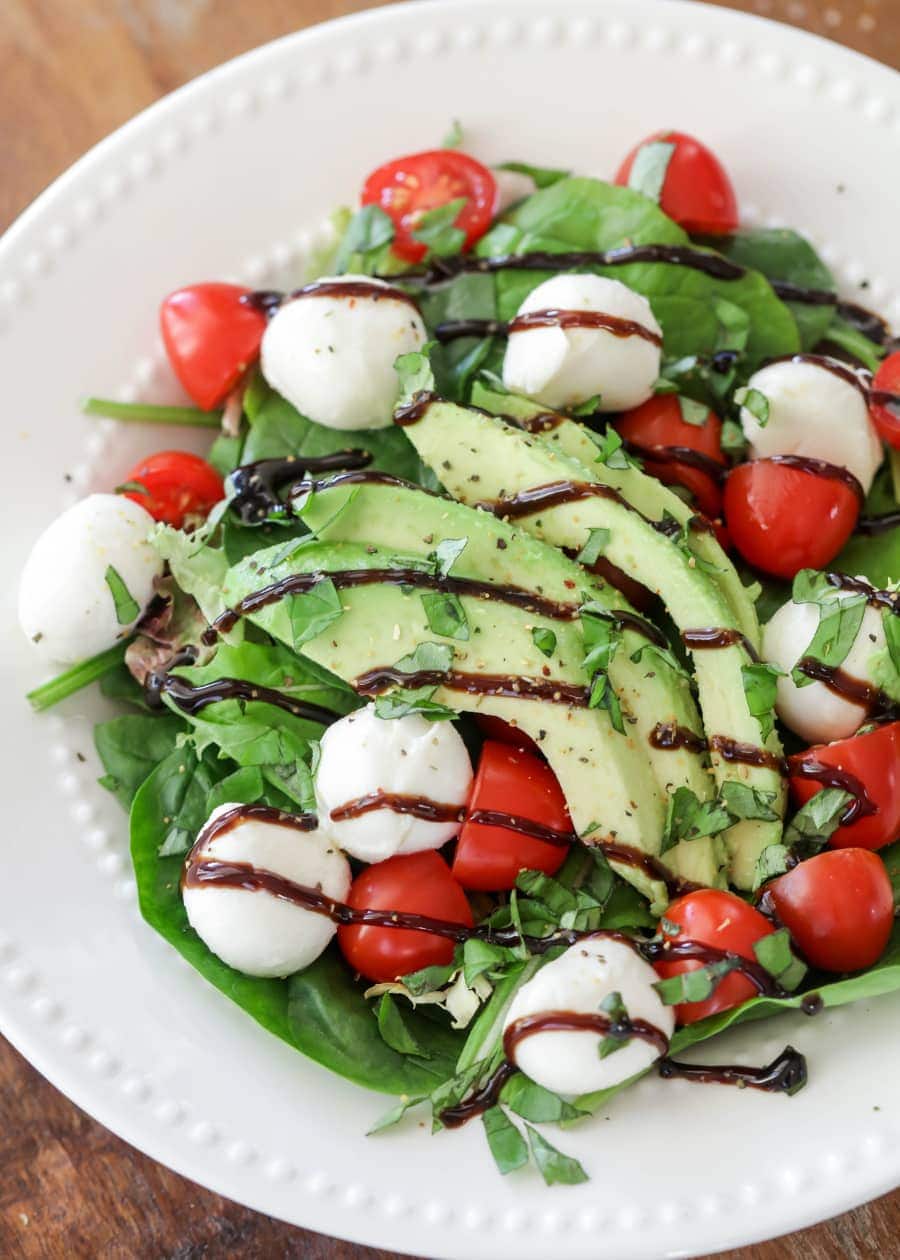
[[870, 350, 900, 449], [337, 851, 472, 983], [452, 742, 571, 891], [160, 283, 267, 410], [788, 723, 900, 852], [361, 149, 497, 264], [474, 715, 539, 755], [766, 849, 894, 972], [655, 889, 774, 1025], [616, 396, 726, 518], [724, 459, 860, 579], [614, 131, 738, 235], [120, 451, 224, 528]]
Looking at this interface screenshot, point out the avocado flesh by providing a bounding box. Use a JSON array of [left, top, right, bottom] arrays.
[[397, 399, 786, 890], [298, 476, 725, 891], [220, 537, 672, 907], [472, 383, 760, 650]]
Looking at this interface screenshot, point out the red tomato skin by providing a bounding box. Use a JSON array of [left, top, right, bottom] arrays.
[[361, 149, 497, 263], [616, 396, 725, 517], [788, 724, 900, 852], [337, 852, 473, 983], [766, 849, 894, 972], [614, 131, 738, 235], [655, 889, 774, 1025], [160, 283, 267, 411], [724, 460, 860, 579], [870, 351, 900, 449], [121, 450, 224, 528], [452, 742, 571, 891], [473, 715, 539, 755]]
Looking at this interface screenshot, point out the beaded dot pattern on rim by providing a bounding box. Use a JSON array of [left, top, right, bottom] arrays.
[[1, 4, 899, 1258]]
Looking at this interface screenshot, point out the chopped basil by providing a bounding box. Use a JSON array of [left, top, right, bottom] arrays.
[[677, 395, 709, 426], [104, 565, 140, 625], [570, 394, 603, 416], [333, 203, 395, 272], [735, 386, 770, 427], [114, 479, 149, 496], [661, 786, 733, 854], [660, 916, 681, 937], [442, 118, 463, 149], [791, 569, 867, 688], [394, 346, 436, 407], [597, 990, 630, 1059], [653, 957, 741, 1006], [500, 1074, 587, 1124], [462, 938, 519, 988], [430, 536, 468, 577], [720, 417, 747, 457], [482, 1107, 529, 1175], [580, 603, 622, 674], [754, 842, 792, 886], [412, 197, 469, 256], [576, 527, 611, 566], [627, 140, 675, 204], [753, 928, 806, 992], [495, 160, 570, 190], [289, 577, 344, 648], [588, 672, 625, 733], [883, 609, 900, 674], [532, 626, 557, 658], [421, 591, 469, 641], [783, 786, 852, 852], [396, 641, 454, 674], [376, 993, 425, 1057], [402, 960, 458, 997], [629, 640, 693, 683], [373, 641, 457, 721], [719, 781, 780, 822], [524, 1123, 589, 1186], [590, 427, 631, 469], [714, 298, 751, 353], [367, 1093, 427, 1136], [741, 661, 782, 741]]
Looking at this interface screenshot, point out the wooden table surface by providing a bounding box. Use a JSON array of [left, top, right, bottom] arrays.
[[1, 1, 897, 1256]]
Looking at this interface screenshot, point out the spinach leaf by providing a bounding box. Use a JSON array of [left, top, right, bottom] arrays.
[[95, 713, 186, 810], [418, 272, 499, 401], [485, 178, 798, 364], [333, 204, 395, 273], [130, 754, 461, 1094], [835, 461, 900, 587]]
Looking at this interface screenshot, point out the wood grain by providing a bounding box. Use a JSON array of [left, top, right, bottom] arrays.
[[0, 2, 897, 1257]]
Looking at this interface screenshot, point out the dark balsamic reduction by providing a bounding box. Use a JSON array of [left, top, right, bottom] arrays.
[[682, 627, 761, 662], [503, 1007, 670, 1061], [623, 441, 727, 484], [708, 735, 788, 776], [508, 309, 663, 346], [764, 353, 869, 399], [394, 391, 439, 425], [793, 658, 900, 722], [658, 1046, 807, 1094], [479, 479, 631, 520], [789, 759, 876, 824], [434, 318, 510, 343], [150, 673, 339, 726], [439, 1062, 518, 1128], [598, 842, 702, 899], [761, 454, 865, 504], [293, 278, 421, 312], [869, 388, 900, 417], [801, 992, 824, 1016], [499, 410, 564, 434], [857, 509, 900, 536], [355, 666, 591, 708], [331, 791, 465, 825], [649, 722, 708, 755], [822, 571, 900, 613], [466, 809, 576, 848], [229, 452, 374, 523]]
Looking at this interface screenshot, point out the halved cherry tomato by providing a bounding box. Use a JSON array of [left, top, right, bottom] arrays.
[[361, 149, 497, 264], [870, 350, 900, 449], [452, 742, 571, 891], [120, 450, 224, 528], [766, 848, 894, 972], [616, 396, 726, 518], [724, 459, 860, 578], [788, 723, 900, 852], [474, 715, 539, 756], [160, 283, 267, 410], [337, 851, 472, 983], [614, 131, 738, 235], [655, 889, 774, 1025]]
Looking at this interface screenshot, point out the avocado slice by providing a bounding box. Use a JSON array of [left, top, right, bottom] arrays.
[[471, 383, 760, 649], [396, 398, 786, 889], [296, 474, 725, 891], [219, 537, 672, 906]]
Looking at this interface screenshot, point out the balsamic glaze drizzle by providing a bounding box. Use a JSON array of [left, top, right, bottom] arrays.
[[229, 452, 373, 523], [658, 1046, 807, 1095], [759, 454, 865, 504], [682, 627, 761, 662], [148, 672, 339, 726], [330, 791, 465, 825]]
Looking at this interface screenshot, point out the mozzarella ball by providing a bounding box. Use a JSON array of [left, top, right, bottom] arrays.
[[183, 803, 351, 978], [763, 592, 889, 743], [503, 936, 674, 1095], [502, 273, 662, 412], [740, 358, 882, 493], [492, 168, 538, 215], [260, 275, 426, 430], [315, 705, 473, 863], [18, 493, 162, 665]]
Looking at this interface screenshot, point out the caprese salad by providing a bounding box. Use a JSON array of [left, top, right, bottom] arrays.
[[20, 127, 900, 1185]]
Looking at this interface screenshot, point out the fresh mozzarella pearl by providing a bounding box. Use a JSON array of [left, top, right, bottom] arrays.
[[502, 937, 674, 1095], [502, 273, 662, 412], [315, 705, 473, 863], [763, 591, 889, 743], [183, 803, 351, 978], [492, 168, 538, 215], [260, 275, 426, 430], [740, 359, 882, 493], [18, 493, 162, 665]]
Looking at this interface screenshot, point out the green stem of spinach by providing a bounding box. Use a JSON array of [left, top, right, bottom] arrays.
[[82, 397, 222, 428], [27, 643, 129, 712]]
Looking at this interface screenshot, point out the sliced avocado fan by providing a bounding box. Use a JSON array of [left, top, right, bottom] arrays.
[[295, 473, 725, 890], [221, 535, 677, 909], [394, 394, 785, 890]]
